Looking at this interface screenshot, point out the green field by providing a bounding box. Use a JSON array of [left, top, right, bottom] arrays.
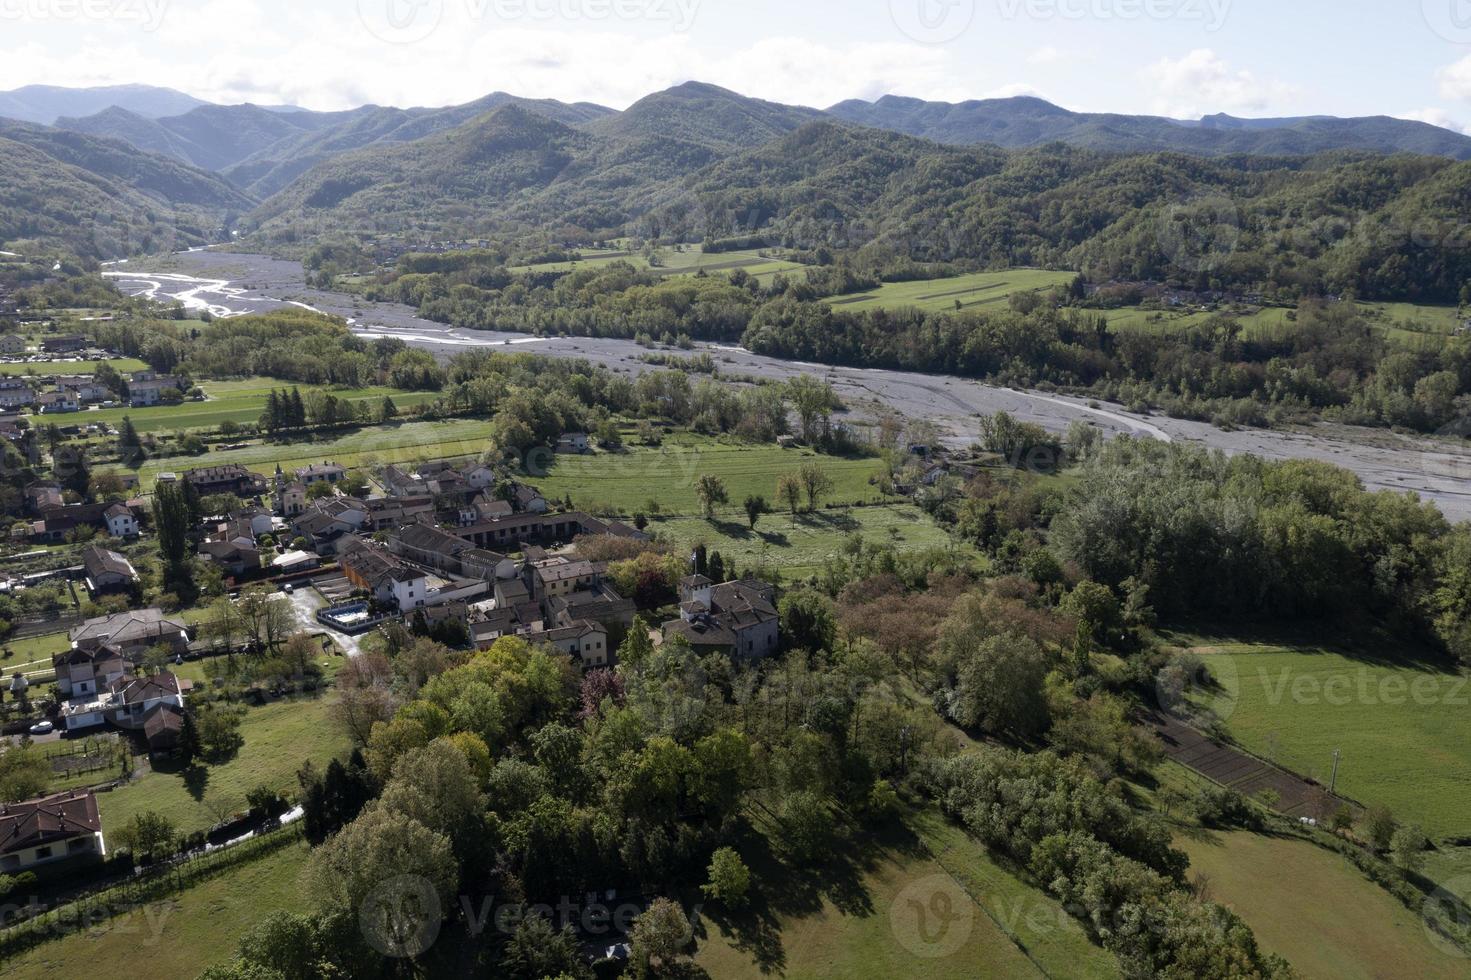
[[1179, 830, 1466, 980], [104, 416, 499, 490], [77, 377, 439, 434], [6, 839, 310, 980], [534, 436, 892, 516], [694, 806, 1110, 980], [98, 695, 349, 837], [653, 504, 959, 581], [822, 270, 1077, 314], [0, 357, 149, 377], [0, 629, 70, 678], [1096, 299, 1464, 345], [512, 245, 808, 285], [1191, 643, 1471, 839]]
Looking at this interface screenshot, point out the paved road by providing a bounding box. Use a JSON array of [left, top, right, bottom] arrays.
[[104, 249, 1471, 522]]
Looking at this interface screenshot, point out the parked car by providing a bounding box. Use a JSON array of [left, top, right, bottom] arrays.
[[282, 583, 295, 594], [28, 720, 54, 735]]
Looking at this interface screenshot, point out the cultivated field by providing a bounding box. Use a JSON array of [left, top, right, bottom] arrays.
[[1191, 643, 1471, 839], [1095, 299, 1464, 344], [1178, 830, 1466, 980], [512, 244, 808, 285], [823, 269, 1076, 314]]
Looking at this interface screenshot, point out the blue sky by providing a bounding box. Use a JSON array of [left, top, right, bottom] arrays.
[[4, 0, 1471, 129]]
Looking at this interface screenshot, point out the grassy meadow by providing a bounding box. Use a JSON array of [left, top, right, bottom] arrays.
[[534, 435, 891, 515], [1178, 829, 1466, 980], [693, 806, 1114, 980], [511, 244, 808, 285], [0, 357, 149, 377], [652, 504, 959, 581], [532, 435, 964, 579], [5, 839, 311, 980], [823, 269, 1076, 314], [80, 377, 439, 434], [98, 695, 349, 838], [103, 416, 500, 490], [1189, 643, 1471, 839]]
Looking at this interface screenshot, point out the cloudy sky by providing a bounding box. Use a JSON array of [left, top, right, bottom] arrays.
[[5, 0, 1471, 129]]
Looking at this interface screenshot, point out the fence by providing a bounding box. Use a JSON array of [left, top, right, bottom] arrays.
[[0, 821, 304, 961]]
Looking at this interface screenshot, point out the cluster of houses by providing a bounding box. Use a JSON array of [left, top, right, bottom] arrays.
[[53, 607, 190, 750], [181, 453, 783, 668], [0, 367, 185, 415], [12, 480, 143, 545]]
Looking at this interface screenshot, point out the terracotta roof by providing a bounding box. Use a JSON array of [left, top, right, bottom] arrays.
[[0, 791, 101, 856], [111, 672, 182, 704]]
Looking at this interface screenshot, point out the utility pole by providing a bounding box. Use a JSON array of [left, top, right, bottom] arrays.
[[1329, 749, 1341, 794]]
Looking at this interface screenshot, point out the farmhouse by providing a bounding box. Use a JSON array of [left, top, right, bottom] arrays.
[[104, 502, 139, 538], [127, 378, 174, 407], [182, 464, 266, 498], [35, 389, 81, 413], [53, 647, 127, 699], [0, 379, 35, 409], [339, 541, 430, 610], [0, 791, 105, 873], [107, 673, 186, 730], [70, 608, 189, 661], [40, 335, 88, 353], [81, 544, 138, 594], [664, 578, 780, 659], [555, 432, 590, 454], [55, 376, 111, 403], [0, 333, 25, 354], [533, 558, 598, 599], [295, 461, 346, 486]]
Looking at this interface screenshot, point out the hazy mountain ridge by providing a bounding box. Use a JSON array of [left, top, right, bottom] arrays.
[[0, 83, 208, 124], [826, 94, 1471, 159]]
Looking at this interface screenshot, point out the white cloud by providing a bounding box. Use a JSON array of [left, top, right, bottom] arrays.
[[980, 83, 1041, 101], [0, 12, 968, 112], [1141, 48, 1297, 119], [1399, 107, 1466, 134], [1027, 45, 1062, 65], [1437, 55, 1471, 103]]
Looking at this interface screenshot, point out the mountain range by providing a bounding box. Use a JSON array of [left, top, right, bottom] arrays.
[[4, 81, 1471, 263]]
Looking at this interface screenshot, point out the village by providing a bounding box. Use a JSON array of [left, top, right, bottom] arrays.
[[0, 434, 794, 884]]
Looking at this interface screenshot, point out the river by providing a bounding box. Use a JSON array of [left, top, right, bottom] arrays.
[[102, 249, 1471, 523]]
